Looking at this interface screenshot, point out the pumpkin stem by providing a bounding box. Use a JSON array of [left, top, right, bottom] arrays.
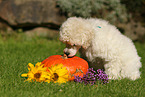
[[62, 54, 68, 59]]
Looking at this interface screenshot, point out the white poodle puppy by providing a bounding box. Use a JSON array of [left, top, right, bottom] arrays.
[[59, 17, 142, 80]]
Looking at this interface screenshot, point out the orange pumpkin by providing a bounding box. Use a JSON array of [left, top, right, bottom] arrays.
[[42, 54, 89, 81]]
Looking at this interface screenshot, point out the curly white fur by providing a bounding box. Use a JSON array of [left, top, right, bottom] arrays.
[[60, 17, 142, 80]]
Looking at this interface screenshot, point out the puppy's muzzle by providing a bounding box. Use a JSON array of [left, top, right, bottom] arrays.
[[64, 52, 70, 56]]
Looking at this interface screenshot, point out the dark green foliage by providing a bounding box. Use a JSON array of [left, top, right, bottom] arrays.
[[57, 0, 130, 24], [121, 0, 145, 22]]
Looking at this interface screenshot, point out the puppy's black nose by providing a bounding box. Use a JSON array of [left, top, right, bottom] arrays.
[[64, 52, 70, 56]]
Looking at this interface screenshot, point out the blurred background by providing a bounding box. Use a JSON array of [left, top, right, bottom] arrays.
[[0, 0, 145, 43]]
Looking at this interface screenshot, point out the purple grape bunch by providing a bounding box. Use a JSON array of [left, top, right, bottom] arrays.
[[74, 68, 109, 85]]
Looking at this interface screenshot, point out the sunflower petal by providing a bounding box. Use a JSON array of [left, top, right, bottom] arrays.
[[35, 62, 41, 66], [56, 64, 63, 69], [21, 73, 28, 77], [39, 77, 46, 81], [28, 63, 34, 71], [35, 62, 44, 68], [45, 79, 51, 83], [57, 68, 68, 76], [57, 77, 68, 83], [41, 72, 50, 78], [41, 67, 47, 71], [27, 72, 34, 78], [37, 66, 47, 71], [61, 75, 69, 79], [48, 68, 53, 74]]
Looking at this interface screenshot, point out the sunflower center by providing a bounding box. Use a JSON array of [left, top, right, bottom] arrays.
[[53, 73, 59, 81], [34, 73, 41, 79]]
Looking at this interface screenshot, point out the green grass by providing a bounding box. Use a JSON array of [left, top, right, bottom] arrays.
[[0, 33, 145, 97]]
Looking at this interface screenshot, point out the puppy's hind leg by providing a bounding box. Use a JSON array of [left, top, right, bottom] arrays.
[[104, 60, 122, 80], [120, 60, 141, 80]]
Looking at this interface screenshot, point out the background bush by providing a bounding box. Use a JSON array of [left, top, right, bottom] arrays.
[[57, 0, 130, 24], [121, 0, 145, 23]]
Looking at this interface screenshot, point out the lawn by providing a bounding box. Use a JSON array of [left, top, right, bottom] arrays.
[[0, 33, 145, 97]]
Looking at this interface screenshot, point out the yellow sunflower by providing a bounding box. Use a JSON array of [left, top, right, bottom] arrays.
[[48, 64, 69, 83], [21, 62, 51, 83]]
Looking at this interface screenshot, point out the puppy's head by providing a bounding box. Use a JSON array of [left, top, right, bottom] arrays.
[[63, 41, 81, 57], [59, 17, 93, 57]]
